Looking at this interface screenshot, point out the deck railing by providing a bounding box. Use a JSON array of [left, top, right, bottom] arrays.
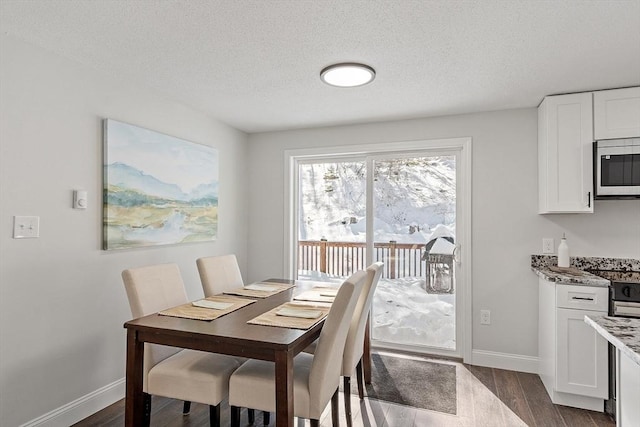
[[298, 239, 426, 279]]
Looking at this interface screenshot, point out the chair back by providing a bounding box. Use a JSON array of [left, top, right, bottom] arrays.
[[197, 254, 244, 296], [342, 261, 383, 376], [308, 270, 367, 417], [122, 263, 188, 390]]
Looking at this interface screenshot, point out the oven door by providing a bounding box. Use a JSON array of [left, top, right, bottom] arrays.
[[595, 139, 640, 197]]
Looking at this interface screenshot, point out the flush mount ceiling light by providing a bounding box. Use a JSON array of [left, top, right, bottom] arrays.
[[320, 63, 376, 87]]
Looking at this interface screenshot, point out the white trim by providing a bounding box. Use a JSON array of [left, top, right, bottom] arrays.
[[372, 340, 461, 360], [460, 139, 472, 364], [20, 378, 125, 427], [471, 349, 539, 374], [284, 136, 473, 362]]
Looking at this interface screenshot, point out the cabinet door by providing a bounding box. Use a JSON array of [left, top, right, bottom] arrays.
[[617, 349, 640, 427], [556, 308, 608, 398], [594, 87, 640, 140], [538, 93, 594, 213]]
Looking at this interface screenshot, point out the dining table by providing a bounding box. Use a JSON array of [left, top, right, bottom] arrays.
[[123, 278, 363, 427]]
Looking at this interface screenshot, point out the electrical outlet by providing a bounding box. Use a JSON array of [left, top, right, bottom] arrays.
[[542, 238, 555, 254], [13, 216, 40, 238], [480, 309, 491, 325]]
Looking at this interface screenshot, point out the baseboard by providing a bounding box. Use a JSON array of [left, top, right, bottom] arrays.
[[471, 349, 539, 374], [20, 378, 125, 427]]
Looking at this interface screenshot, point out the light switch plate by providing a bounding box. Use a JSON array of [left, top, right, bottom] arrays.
[[13, 216, 39, 238], [73, 190, 87, 209]]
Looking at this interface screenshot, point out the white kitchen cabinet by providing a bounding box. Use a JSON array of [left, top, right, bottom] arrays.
[[556, 307, 608, 398], [594, 87, 640, 140], [538, 92, 594, 213], [538, 279, 608, 411], [617, 349, 640, 427]]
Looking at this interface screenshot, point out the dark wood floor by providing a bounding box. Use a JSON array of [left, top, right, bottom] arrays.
[[74, 353, 615, 427]]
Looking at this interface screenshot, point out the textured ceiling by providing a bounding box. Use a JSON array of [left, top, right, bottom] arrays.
[[1, 0, 639, 133]]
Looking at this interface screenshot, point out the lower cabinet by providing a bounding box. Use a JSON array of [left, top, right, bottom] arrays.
[[617, 349, 640, 427], [538, 279, 609, 411], [556, 307, 608, 398]]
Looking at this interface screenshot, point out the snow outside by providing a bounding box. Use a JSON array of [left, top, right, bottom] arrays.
[[298, 156, 456, 350]]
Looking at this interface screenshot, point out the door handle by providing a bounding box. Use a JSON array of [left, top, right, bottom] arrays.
[[453, 245, 461, 264]]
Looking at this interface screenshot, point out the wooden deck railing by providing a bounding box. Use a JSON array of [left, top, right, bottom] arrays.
[[298, 239, 426, 279]]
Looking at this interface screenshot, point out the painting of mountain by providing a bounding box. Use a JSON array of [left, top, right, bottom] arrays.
[[103, 119, 218, 250]]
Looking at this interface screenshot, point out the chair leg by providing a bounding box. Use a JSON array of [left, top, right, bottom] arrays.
[[343, 376, 352, 427], [143, 393, 151, 427], [230, 405, 241, 427], [263, 411, 271, 425], [248, 408, 255, 423], [209, 404, 220, 427], [311, 420, 320, 427], [183, 400, 191, 415], [331, 387, 340, 427], [356, 359, 365, 400]]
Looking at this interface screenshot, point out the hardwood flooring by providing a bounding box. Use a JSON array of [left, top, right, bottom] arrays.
[[73, 352, 614, 427]]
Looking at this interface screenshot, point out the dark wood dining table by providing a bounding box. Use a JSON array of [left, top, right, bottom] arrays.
[[124, 278, 366, 427]]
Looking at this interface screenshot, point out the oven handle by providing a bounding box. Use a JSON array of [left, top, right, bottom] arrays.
[[613, 301, 640, 317]]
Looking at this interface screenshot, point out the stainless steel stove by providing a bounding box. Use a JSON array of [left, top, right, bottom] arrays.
[[592, 270, 640, 318]]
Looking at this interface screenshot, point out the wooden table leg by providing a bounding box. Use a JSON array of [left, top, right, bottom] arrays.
[[364, 315, 372, 384], [125, 328, 145, 427], [275, 350, 294, 427]]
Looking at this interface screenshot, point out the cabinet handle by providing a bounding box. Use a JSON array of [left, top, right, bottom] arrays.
[[572, 296, 594, 301], [587, 192, 591, 208]]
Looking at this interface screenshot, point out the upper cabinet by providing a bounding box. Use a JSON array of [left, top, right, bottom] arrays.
[[538, 92, 594, 214], [594, 87, 640, 140]]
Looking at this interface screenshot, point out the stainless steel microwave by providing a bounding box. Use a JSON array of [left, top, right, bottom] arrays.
[[594, 138, 640, 198]]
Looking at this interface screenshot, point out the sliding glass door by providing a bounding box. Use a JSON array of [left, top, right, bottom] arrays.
[[370, 154, 456, 351], [287, 139, 468, 358]]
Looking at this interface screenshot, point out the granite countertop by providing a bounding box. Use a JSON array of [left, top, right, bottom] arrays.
[[530, 255, 640, 288], [585, 315, 640, 366], [531, 267, 610, 287]]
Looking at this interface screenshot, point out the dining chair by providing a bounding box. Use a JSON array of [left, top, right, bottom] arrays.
[[304, 262, 383, 427], [196, 254, 244, 296], [122, 263, 241, 427], [195, 253, 261, 424], [228, 269, 368, 427]]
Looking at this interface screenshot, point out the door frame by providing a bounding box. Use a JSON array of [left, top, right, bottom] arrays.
[[284, 137, 472, 362]]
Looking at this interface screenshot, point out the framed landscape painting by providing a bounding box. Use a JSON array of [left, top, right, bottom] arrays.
[[103, 119, 218, 250]]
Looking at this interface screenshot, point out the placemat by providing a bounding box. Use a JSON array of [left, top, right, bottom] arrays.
[[223, 282, 295, 298], [159, 295, 256, 321], [247, 302, 330, 330], [293, 286, 339, 303]]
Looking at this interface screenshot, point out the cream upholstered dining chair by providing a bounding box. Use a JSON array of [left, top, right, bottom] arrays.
[[195, 254, 261, 424], [228, 269, 368, 427], [196, 254, 244, 296], [122, 263, 241, 427], [304, 262, 383, 427]]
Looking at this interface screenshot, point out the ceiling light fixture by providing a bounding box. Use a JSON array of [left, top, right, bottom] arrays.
[[320, 63, 376, 88]]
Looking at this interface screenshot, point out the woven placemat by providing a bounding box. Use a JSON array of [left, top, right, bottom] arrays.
[[293, 286, 338, 303], [223, 282, 295, 299], [159, 295, 256, 321], [247, 302, 330, 330]]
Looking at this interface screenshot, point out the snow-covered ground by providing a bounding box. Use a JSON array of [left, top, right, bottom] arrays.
[[298, 271, 455, 350], [372, 277, 455, 350]]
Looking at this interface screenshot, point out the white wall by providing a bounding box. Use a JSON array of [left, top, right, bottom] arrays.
[[0, 36, 249, 426], [246, 110, 640, 367]]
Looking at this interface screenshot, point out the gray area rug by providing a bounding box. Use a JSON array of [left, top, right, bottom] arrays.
[[347, 354, 457, 414]]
